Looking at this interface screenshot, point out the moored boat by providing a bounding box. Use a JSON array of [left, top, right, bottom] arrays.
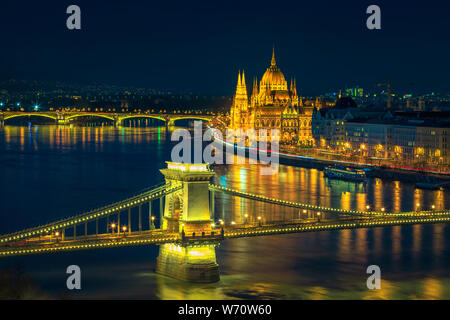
[[324, 165, 367, 182]]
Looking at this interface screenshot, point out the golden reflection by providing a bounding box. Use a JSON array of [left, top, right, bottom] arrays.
[[340, 192, 351, 211], [393, 181, 401, 212], [356, 192, 367, 212], [337, 229, 352, 261], [373, 228, 383, 255], [434, 189, 445, 210], [432, 224, 444, 259], [20, 126, 25, 151], [308, 286, 328, 300], [310, 169, 317, 205], [355, 229, 368, 262], [419, 278, 442, 300], [4, 126, 11, 144], [412, 225, 422, 261], [392, 226, 401, 263], [374, 178, 383, 210], [363, 279, 394, 299], [414, 188, 423, 212], [155, 274, 225, 300]]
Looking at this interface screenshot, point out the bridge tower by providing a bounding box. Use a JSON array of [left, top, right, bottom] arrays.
[[156, 162, 220, 283]]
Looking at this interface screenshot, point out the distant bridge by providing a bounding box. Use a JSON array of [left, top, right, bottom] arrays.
[[0, 111, 213, 126], [1, 162, 449, 282]]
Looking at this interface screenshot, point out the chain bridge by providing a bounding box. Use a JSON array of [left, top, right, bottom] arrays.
[[1, 162, 450, 282]]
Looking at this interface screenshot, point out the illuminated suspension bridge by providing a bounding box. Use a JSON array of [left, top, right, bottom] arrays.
[[1, 162, 450, 282]]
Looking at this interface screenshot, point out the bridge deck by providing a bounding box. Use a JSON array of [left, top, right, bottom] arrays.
[[2, 213, 450, 257]]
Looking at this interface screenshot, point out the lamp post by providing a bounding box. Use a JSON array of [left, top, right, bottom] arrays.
[[257, 216, 262, 227], [244, 213, 248, 227], [110, 223, 116, 234], [150, 216, 156, 230], [317, 212, 321, 222]]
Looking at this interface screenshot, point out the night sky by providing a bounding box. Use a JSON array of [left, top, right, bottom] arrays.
[[0, 0, 449, 95]]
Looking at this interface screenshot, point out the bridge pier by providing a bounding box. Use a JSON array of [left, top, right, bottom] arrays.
[[156, 242, 219, 283], [57, 113, 69, 125], [155, 162, 220, 283]]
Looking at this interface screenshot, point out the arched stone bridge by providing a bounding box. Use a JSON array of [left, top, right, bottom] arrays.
[[0, 111, 213, 126]]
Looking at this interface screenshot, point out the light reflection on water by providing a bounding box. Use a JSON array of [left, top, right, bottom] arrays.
[[1, 125, 450, 299]]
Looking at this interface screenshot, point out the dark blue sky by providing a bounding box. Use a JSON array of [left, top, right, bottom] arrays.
[[0, 0, 449, 95]]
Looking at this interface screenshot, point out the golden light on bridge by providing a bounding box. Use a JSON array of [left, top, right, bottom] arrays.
[[167, 162, 209, 172]]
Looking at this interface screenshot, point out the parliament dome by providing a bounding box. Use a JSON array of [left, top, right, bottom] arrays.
[[260, 49, 288, 90]]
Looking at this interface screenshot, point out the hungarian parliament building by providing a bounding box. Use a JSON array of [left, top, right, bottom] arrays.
[[229, 49, 321, 145]]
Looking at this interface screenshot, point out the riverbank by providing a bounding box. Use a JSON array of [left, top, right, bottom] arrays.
[[210, 128, 450, 185]]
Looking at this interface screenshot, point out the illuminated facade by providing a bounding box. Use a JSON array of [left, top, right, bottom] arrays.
[[230, 49, 314, 145], [313, 104, 450, 166]]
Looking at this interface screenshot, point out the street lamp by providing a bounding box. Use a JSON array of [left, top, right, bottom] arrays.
[[381, 208, 385, 212], [122, 225, 127, 233], [257, 216, 262, 226], [431, 204, 436, 210], [150, 216, 156, 230], [317, 212, 321, 222], [110, 223, 116, 233], [366, 205, 370, 210]]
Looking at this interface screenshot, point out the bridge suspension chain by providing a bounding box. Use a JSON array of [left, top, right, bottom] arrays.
[[0, 182, 181, 245], [209, 184, 450, 217]]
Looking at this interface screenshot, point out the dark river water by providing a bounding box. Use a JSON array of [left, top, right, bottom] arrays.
[[1, 125, 450, 299]]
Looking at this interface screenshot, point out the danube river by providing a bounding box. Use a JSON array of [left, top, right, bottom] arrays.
[[1, 125, 450, 299]]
